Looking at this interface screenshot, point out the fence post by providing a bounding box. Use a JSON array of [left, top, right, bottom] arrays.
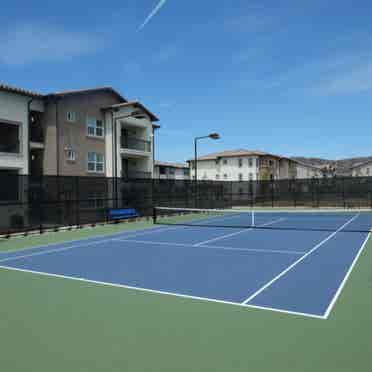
[[39, 176, 43, 234], [76, 176, 80, 227]]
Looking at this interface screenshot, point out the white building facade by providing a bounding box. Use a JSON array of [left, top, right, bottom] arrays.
[[351, 161, 372, 177], [154, 161, 190, 180], [103, 102, 158, 179], [0, 85, 44, 175], [293, 161, 322, 179], [188, 150, 297, 181]]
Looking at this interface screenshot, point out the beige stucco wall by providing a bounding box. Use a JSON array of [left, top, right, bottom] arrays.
[[43, 91, 122, 176]]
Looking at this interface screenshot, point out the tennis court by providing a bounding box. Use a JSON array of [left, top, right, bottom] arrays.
[[1, 207, 371, 319]]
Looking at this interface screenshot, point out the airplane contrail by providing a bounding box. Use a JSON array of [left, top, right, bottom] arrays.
[[138, 0, 168, 30]]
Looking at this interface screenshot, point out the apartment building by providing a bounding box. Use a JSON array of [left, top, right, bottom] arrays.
[[292, 160, 322, 179], [188, 149, 298, 181], [154, 161, 190, 180], [0, 84, 159, 178], [350, 160, 372, 177]]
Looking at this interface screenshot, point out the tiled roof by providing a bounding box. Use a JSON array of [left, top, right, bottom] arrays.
[[47, 87, 127, 102], [104, 101, 159, 122], [290, 159, 322, 170], [349, 159, 372, 169], [0, 83, 43, 98], [188, 149, 288, 161], [0, 83, 128, 103]]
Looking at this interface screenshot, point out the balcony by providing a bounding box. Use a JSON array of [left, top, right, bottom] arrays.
[[29, 111, 44, 146], [121, 136, 151, 152]]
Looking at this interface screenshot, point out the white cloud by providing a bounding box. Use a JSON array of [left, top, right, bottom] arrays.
[[0, 24, 103, 65], [138, 0, 168, 31]]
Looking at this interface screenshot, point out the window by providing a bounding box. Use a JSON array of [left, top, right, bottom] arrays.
[[0, 121, 20, 154], [238, 173, 243, 181], [169, 168, 175, 175], [159, 166, 166, 175], [249, 173, 253, 181], [238, 158, 243, 168], [66, 149, 76, 162], [87, 117, 104, 137], [248, 158, 253, 167], [367, 168, 370, 176], [215, 159, 220, 165], [223, 174, 228, 180], [269, 160, 274, 166], [183, 168, 190, 176], [87, 152, 104, 173], [67, 112, 76, 122], [216, 174, 220, 180], [223, 159, 228, 165]]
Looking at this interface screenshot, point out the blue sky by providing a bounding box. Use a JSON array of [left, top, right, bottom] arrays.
[[1, 0, 372, 162]]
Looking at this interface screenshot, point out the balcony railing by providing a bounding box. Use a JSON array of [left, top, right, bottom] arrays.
[[121, 136, 151, 152], [0, 141, 20, 154], [121, 171, 152, 179]]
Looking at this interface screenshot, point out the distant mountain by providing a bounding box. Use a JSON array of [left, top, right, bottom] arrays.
[[292, 156, 372, 175]]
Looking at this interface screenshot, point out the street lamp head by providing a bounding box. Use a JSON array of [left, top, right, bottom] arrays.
[[209, 133, 220, 140]]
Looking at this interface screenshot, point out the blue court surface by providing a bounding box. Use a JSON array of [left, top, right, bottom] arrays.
[[0, 211, 371, 319]]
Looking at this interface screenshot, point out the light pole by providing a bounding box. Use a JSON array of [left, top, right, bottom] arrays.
[[193, 133, 220, 207]]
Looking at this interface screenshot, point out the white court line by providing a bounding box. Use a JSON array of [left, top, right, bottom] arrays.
[[323, 230, 372, 319], [0, 225, 176, 255], [0, 239, 110, 264], [0, 264, 325, 319], [113, 238, 305, 255], [193, 218, 286, 247], [203, 245, 306, 255], [0, 224, 193, 264], [241, 213, 360, 305]]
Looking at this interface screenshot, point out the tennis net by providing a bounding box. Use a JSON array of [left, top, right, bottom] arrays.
[[153, 206, 372, 233]]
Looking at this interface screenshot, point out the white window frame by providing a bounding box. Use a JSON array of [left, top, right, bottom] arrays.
[[66, 149, 76, 162], [87, 117, 104, 138], [67, 111, 76, 122], [87, 152, 105, 173]]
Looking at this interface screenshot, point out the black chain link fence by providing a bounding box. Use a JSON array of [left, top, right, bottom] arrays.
[[1, 174, 371, 236]]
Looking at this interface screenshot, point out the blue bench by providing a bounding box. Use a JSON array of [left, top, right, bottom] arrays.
[[108, 208, 139, 221]]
